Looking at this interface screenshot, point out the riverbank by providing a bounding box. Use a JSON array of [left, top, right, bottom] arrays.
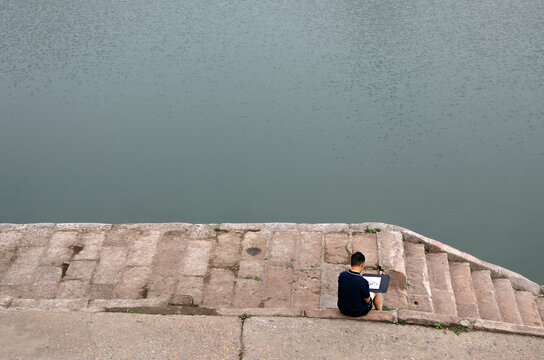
[[1, 222, 543, 339]]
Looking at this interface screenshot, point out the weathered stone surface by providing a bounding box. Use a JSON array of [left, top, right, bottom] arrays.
[[73, 231, 106, 261], [493, 278, 523, 324], [152, 231, 186, 277], [40, 231, 80, 266], [180, 240, 212, 276], [9, 298, 88, 311], [147, 275, 176, 298], [217, 308, 302, 317], [306, 308, 396, 323], [126, 231, 160, 266], [264, 265, 293, 308], [377, 231, 404, 273], [0, 296, 13, 308], [426, 252, 457, 316], [232, 278, 263, 308], [297, 231, 322, 268], [297, 224, 349, 232], [64, 261, 96, 281], [450, 262, 480, 318], [49, 231, 80, 249], [293, 269, 321, 309], [213, 232, 241, 267], [0, 247, 17, 275], [40, 246, 71, 267], [93, 247, 127, 285], [404, 242, 433, 312], [536, 297, 544, 323], [351, 233, 378, 268], [397, 309, 460, 327], [269, 231, 297, 263], [90, 298, 168, 310], [241, 231, 268, 260], [115, 266, 151, 299], [175, 276, 204, 305], [472, 318, 544, 338], [0, 231, 23, 248], [238, 259, 265, 279], [55, 223, 111, 231], [30, 266, 62, 298], [218, 223, 265, 231], [378, 229, 407, 308], [324, 232, 349, 264], [58, 280, 89, 298], [202, 268, 235, 307], [88, 284, 115, 299], [320, 264, 346, 308], [471, 270, 502, 321], [104, 226, 132, 246], [1, 247, 44, 285], [168, 294, 193, 305], [181, 224, 216, 239], [514, 291, 543, 327], [20, 224, 54, 247]]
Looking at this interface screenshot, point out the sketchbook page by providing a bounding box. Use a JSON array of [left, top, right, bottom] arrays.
[[363, 276, 382, 290]]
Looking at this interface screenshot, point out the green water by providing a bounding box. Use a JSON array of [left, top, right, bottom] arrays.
[[1, 0, 543, 283]]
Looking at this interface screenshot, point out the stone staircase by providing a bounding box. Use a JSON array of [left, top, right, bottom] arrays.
[[1, 222, 543, 337]]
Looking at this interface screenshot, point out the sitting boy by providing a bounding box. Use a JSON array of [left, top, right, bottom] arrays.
[[337, 251, 383, 316]]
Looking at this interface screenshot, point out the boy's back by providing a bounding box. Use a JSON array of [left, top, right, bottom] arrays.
[[337, 270, 372, 317]]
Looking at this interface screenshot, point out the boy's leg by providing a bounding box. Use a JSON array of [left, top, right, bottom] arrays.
[[371, 292, 383, 311]]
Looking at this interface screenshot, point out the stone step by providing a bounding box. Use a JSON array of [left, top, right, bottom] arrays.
[[377, 231, 407, 309], [514, 291, 543, 327], [493, 279, 523, 324], [449, 262, 480, 318], [536, 297, 544, 324], [403, 242, 433, 312], [471, 270, 502, 321], [426, 252, 457, 316]]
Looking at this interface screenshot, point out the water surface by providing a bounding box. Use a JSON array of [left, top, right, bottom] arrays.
[[1, 0, 543, 282]]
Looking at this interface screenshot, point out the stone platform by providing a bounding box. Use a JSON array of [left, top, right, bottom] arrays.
[[1, 222, 543, 337]]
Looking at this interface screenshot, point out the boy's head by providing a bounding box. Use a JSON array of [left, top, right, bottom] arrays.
[[351, 251, 365, 267]]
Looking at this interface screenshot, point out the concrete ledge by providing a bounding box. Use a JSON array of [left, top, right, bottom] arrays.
[[54, 223, 112, 231], [472, 319, 544, 338], [398, 309, 461, 327], [216, 308, 303, 317], [89, 298, 168, 311], [305, 308, 396, 323]]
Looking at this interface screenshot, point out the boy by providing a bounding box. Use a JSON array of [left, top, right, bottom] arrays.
[[337, 251, 383, 316]]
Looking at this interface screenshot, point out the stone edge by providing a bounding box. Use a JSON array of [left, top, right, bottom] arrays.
[[2, 297, 543, 337]]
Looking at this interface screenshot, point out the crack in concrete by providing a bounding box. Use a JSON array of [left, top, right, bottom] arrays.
[[238, 317, 246, 360]]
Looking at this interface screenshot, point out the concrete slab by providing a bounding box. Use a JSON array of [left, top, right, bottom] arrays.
[[0, 310, 242, 360], [242, 316, 544, 360], [89, 313, 241, 359]]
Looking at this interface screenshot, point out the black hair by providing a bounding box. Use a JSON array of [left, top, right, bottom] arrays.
[[351, 251, 365, 266]]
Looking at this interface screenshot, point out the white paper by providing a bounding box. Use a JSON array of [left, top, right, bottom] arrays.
[[363, 276, 382, 290]]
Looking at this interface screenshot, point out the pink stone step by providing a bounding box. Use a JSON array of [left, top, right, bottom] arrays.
[[377, 231, 407, 309], [536, 297, 544, 324], [449, 262, 480, 318], [426, 252, 457, 316], [351, 233, 378, 269], [514, 291, 543, 327], [493, 279, 522, 324], [471, 270, 502, 321], [403, 242, 433, 312]]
